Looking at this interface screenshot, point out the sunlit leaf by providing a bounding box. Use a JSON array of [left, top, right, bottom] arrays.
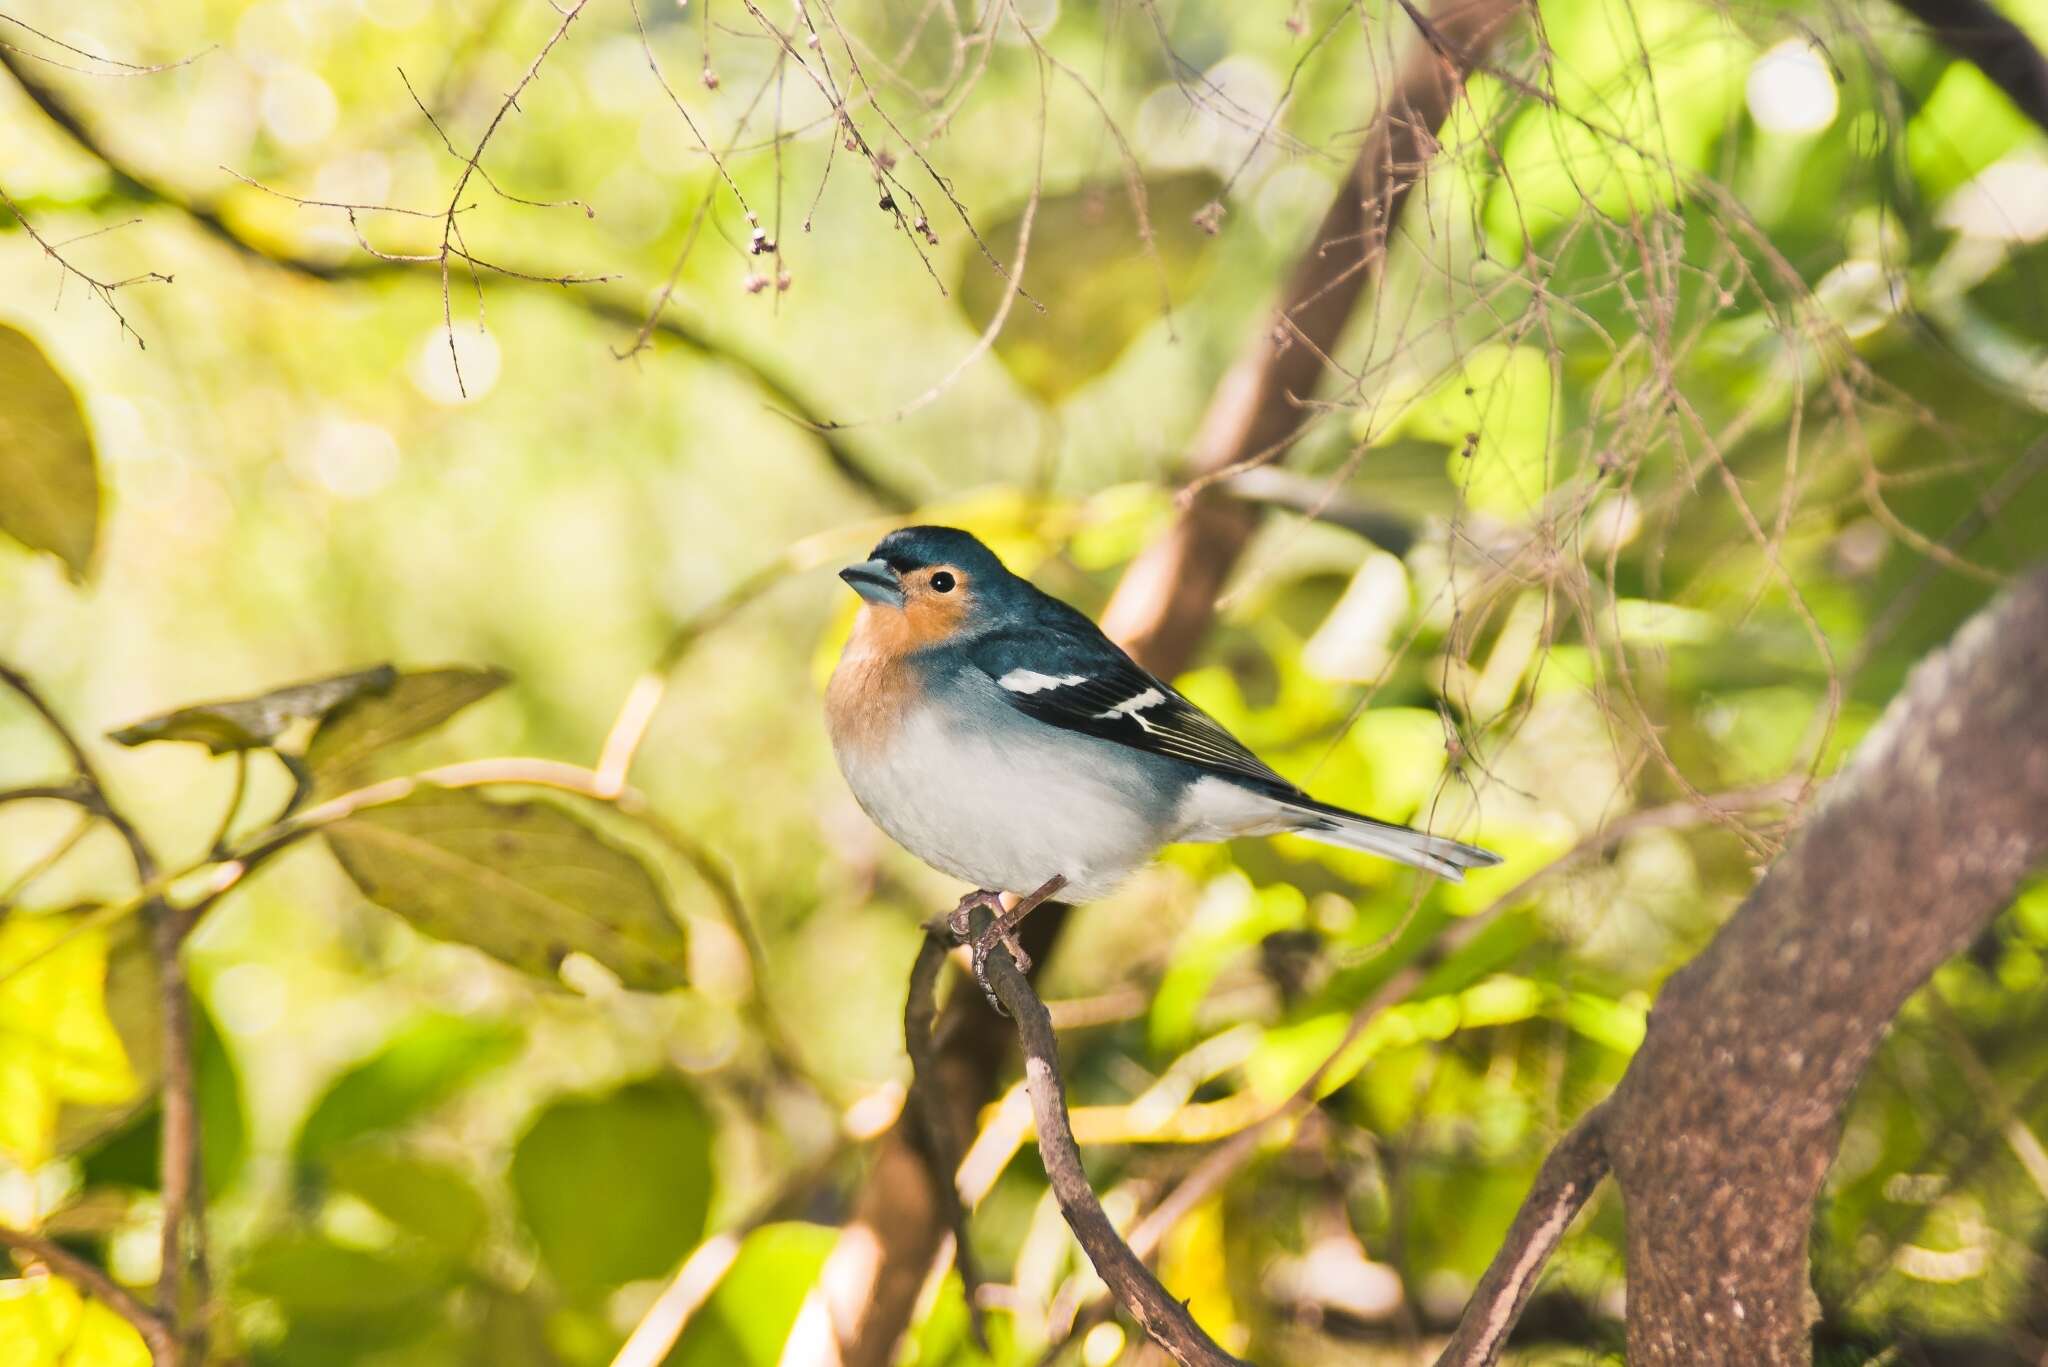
[[512, 1077, 714, 1298], [295, 1012, 521, 1166], [955, 171, 1222, 403], [325, 786, 688, 992], [107, 665, 398, 755], [0, 912, 137, 1166], [304, 665, 511, 799], [0, 1273, 149, 1367], [0, 323, 99, 581], [1400, 345, 1554, 519], [662, 1223, 836, 1367]]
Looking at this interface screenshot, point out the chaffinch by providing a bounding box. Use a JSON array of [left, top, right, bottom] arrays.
[[826, 525, 1501, 992]]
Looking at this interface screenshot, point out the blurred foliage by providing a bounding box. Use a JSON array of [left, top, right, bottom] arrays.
[[1, 0, 2046, 1362]]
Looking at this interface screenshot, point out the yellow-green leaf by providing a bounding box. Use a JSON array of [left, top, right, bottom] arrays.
[[956, 171, 1221, 403], [108, 665, 399, 755], [0, 323, 100, 581], [305, 665, 511, 799], [326, 787, 688, 992], [0, 1274, 150, 1367], [0, 913, 137, 1166]]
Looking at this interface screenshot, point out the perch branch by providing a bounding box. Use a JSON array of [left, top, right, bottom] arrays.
[[0, 1224, 177, 1365], [969, 928, 1248, 1367]]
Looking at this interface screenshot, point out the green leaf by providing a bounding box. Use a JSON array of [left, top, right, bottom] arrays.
[[663, 1223, 836, 1367], [295, 1013, 520, 1166], [324, 1144, 491, 1264], [77, 998, 248, 1194], [0, 323, 99, 581], [326, 786, 689, 992], [107, 665, 398, 755], [236, 1233, 448, 1324], [0, 911, 138, 1166], [955, 171, 1221, 403], [512, 1078, 714, 1297], [304, 665, 511, 799]]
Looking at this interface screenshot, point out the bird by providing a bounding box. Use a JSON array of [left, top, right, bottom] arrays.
[[825, 525, 1501, 1002]]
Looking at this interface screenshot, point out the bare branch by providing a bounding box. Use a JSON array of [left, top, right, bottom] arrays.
[[972, 929, 1248, 1367], [0, 186, 170, 346], [0, 1224, 177, 1366]]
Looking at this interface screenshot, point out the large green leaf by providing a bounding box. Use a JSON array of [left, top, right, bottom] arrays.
[[324, 1144, 491, 1265], [236, 1232, 449, 1325], [955, 171, 1221, 403], [295, 1012, 521, 1166], [304, 665, 511, 799], [325, 786, 689, 992], [511, 1078, 714, 1297], [0, 323, 99, 581], [663, 1223, 836, 1367], [107, 665, 399, 755]]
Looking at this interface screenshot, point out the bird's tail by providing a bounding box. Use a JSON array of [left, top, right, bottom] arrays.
[[1279, 796, 1502, 882]]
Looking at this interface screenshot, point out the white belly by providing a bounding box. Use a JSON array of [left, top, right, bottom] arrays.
[[833, 703, 1164, 902]]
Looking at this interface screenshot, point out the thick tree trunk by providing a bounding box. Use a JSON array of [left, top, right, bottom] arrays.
[[1603, 565, 2048, 1362], [1442, 562, 2048, 1365]]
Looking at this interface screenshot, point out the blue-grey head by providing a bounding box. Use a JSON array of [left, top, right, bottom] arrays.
[[837, 525, 1026, 630]]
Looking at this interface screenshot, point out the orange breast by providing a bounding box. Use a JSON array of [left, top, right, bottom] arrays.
[[826, 607, 926, 755]]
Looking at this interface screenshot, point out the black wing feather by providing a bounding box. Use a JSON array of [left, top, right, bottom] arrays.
[[962, 613, 1294, 792]]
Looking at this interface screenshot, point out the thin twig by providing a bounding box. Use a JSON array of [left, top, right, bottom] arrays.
[[973, 925, 1247, 1367], [0, 186, 170, 346], [0, 1224, 177, 1365]]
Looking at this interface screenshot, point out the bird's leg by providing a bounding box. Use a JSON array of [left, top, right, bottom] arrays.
[[947, 889, 1006, 942], [970, 874, 1067, 1014]]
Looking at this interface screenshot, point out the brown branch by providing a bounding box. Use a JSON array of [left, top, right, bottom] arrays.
[[1431, 1108, 1611, 1367], [1098, 0, 1525, 678], [1887, 0, 2048, 134], [0, 1224, 177, 1365], [971, 932, 1247, 1367], [0, 48, 917, 512], [901, 934, 987, 1348], [0, 185, 170, 346], [0, 663, 200, 1363]]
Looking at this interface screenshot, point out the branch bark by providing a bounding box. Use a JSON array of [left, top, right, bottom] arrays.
[[975, 932, 1248, 1367], [0, 1224, 177, 1366], [1886, 0, 2048, 135], [1434, 561, 2048, 1365], [1098, 0, 1523, 677]]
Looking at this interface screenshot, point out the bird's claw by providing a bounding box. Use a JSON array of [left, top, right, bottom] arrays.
[[969, 922, 1032, 1016], [947, 889, 1005, 942]]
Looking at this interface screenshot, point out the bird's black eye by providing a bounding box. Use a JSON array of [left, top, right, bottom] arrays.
[[930, 571, 956, 593]]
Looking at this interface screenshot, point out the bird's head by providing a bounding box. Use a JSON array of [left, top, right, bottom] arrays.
[[838, 525, 1017, 646]]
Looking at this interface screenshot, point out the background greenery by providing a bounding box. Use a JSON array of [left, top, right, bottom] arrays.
[[3, 0, 2047, 1361]]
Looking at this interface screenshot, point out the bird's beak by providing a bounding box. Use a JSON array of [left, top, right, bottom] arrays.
[[839, 559, 906, 608]]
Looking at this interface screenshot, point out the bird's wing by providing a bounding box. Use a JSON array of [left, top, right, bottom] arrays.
[[963, 617, 1294, 792]]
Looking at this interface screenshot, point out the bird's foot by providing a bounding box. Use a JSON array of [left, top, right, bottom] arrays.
[[947, 889, 1006, 943], [965, 874, 1067, 1016]]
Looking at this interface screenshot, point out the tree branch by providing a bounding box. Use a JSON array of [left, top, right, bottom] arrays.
[[1440, 561, 2048, 1364], [1098, 0, 1525, 677], [0, 1224, 177, 1366], [0, 49, 917, 512], [969, 930, 1248, 1367], [1887, 0, 2048, 135], [1430, 1107, 1611, 1367]]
